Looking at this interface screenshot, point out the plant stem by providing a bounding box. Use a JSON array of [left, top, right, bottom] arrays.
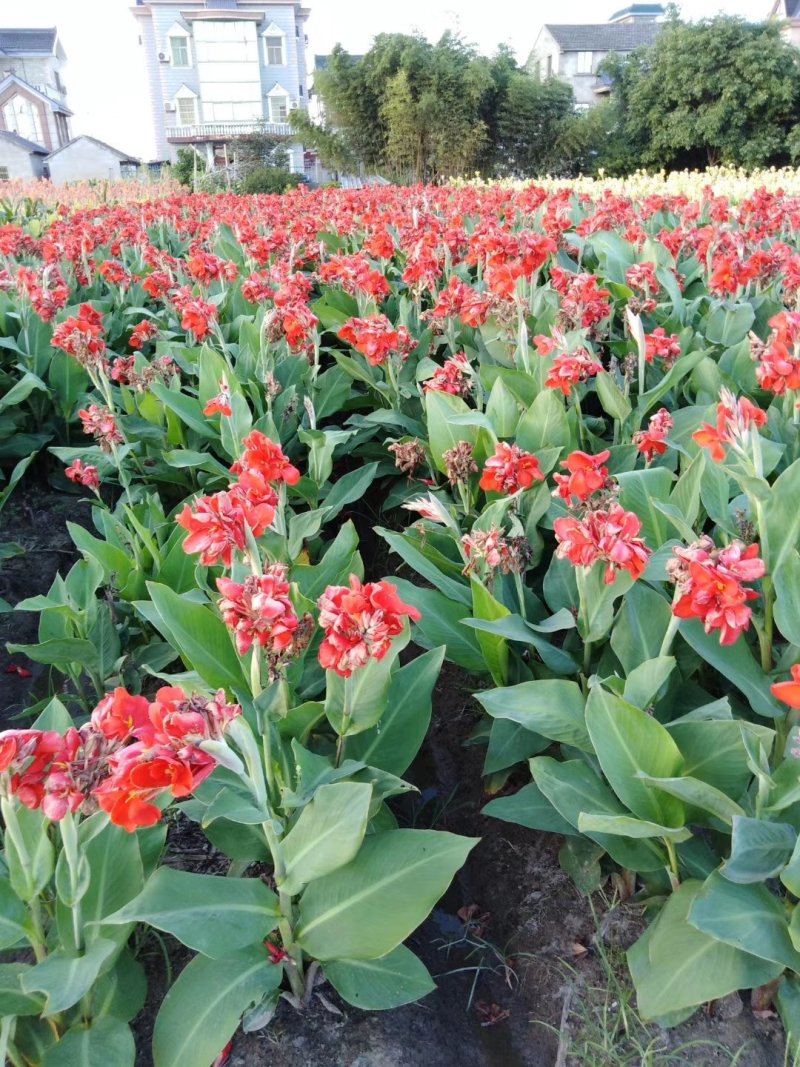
[[658, 611, 681, 659], [664, 837, 680, 890], [335, 675, 353, 769]]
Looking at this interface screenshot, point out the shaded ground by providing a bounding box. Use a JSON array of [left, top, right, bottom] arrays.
[[1, 490, 790, 1067], [0, 486, 93, 725]]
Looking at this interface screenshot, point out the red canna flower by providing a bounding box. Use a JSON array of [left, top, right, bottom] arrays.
[[177, 488, 276, 567], [78, 404, 123, 451], [554, 504, 651, 584], [553, 450, 611, 506], [217, 565, 299, 657], [338, 314, 414, 367], [65, 458, 101, 492], [204, 379, 232, 417], [317, 575, 420, 678], [645, 327, 681, 366], [667, 537, 765, 645], [480, 442, 544, 494], [772, 664, 800, 708], [91, 687, 150, 742], [755, 311, 800, 396], [633, 408, 673, 462], [233, 430, 300, 486], [172, 286, 217, 341], [545, 348, 603, 396], [129, 319, 159, 350], [692, 389, 767, 463], [51, 303, 106, 371], [4, 664, 32, 679], [424, 353, 472, 397]]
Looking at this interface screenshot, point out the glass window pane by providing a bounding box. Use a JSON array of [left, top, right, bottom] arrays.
[[177, 97, 196, 124], [171, 37, 189, 66]]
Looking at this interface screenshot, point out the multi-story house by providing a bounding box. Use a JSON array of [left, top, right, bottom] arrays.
[[132, 0, 309, 170], [526, 4, 664, 109], [769, 0, 800, 46], [0, 27, 72, 175]]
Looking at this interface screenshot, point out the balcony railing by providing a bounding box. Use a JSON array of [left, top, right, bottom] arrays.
[[166, 120, 294, 142]]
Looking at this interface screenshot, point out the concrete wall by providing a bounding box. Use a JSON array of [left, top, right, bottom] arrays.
[[0, 138, 44, 179], [47, 140, 128, 183]]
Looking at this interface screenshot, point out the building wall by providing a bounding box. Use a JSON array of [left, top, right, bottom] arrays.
[[0, 56, 66, 103], [527, 31, 617, 109], [0, 138, 43, 179], [47, 140, 127, 183], [135, 2, 308, 165]]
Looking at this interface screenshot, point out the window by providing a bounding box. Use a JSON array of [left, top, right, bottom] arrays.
[[577, 51, 593, 74], [195, 20, 262, 122], [2, 96, 44, 144], [265, 36, 284, 64], [0, 167, 9, 181], [177, 96, 197, 124], [171, 35, 190, 67], [545, 55, 553, 77], [269, 94, 289, 123]]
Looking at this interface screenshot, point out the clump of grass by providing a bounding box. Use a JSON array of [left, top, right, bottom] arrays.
[[538, 900, 784, 1067]]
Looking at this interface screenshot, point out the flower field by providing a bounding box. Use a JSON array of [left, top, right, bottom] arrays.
[[2, 172, 800, 1065]]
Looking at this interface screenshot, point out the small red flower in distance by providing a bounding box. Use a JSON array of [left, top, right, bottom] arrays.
[[633, 408, 673, 462], [233, 430, 300, 486], [204, 379, 232, 417], [217, 565, 299, 656], [65, 458, 101, 492], [772, 664, 800, 708]]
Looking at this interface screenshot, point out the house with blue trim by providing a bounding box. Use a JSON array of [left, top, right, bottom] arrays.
[[132, 0, 309, 171]]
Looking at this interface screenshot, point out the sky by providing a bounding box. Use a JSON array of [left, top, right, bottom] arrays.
[[1, 0, 771, 160]]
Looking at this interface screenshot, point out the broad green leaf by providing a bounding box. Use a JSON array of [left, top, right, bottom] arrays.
[[577, 812, 692, 841], [296, 830, 477, 960], [483, 783, 577, 835], [628, 881, 780, 1019], [0, 875, 31, 949], [622, 656, 675, 709], [595, 370, 631, 422], [667, 720, 773, 797], [462, 613, 578, 675], [150, 382, 216, 438], [324, 633, 407, 737], [20, 938, 118, 1015], [104, 868, 279, 959], [2, 801, 54, 901], [635, 773, 745, 825], [323, 945, 435, 1010], [774, 550, 800, 646], [764, 458, 800, 581], [0, 370, 47, 413], [153, 952, 282, 1067], [476, 679, 590, 751], [470, 577, 509, 686], [721, 816, 796, 884], [610, 582, 672, 674], [0, 962, 45, 1016], [348, 647, 444, 776], [378, 528, 471, 605], [482, 718, 550, 775], [146, 582, 247, 693], [391, 579, 485, 673], [425, 391, 478, 472], [89, 949, 147, 1022], [689, 872, 800, 971], [531, 757, 666, 872], [704, 302, 755, 347], [41, 1017, 134, 1067], [6, 638, 99, 671], [516, 389, 570, 454], [777, 975, 800, 1058], [678, 619, 782, 718], [585, 685, 685, 826], [781, 833, 800, 896], [484, 377, 522, 437], [281, 782, 372, 895], [616, 467, 674, 547]]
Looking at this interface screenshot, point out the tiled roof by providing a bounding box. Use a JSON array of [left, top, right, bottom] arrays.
[[544, 21, 662, 51], [608, 4, 665, 21], [0, 129, 47, 153], [46, 136, 140, 163], [0, 28, 57, 55], [785, 0, 800, 16]]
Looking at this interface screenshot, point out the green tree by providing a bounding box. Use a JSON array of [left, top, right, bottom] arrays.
[[170, 147, 206, 189], [496, 74, 576, 177], [610, 17, 800, 169]]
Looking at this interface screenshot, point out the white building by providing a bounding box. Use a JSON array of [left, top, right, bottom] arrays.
[[526, 5, 664, 109], [47, 136, 140, 183], [131, 0, 310, 170]]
